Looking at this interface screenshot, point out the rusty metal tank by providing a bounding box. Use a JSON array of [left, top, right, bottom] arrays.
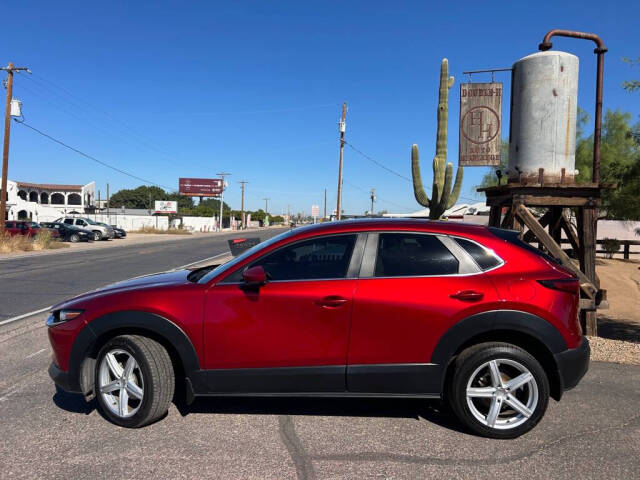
[[507, 51, 579, 184]]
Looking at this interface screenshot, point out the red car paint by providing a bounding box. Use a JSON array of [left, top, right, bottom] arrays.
[[47, 219, 582, 388]]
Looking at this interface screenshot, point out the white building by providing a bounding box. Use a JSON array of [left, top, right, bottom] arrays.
[[2, 180, 95, 222]]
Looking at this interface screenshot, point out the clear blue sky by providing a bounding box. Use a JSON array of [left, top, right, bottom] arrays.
[[4, 0, 640, 215]]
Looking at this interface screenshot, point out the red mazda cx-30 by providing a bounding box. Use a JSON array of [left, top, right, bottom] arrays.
[[47, 219, 589, 438]]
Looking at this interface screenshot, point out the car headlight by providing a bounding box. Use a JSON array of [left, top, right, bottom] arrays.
[[46, 309, 84, 326]]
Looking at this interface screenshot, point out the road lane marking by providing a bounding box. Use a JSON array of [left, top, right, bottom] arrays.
[[25, 348, 47, 359], [0, 307, 51, 327]]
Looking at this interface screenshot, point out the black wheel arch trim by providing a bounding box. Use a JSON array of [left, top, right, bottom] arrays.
[[66, 310, 201, 392], [431, 310, 568, 365]]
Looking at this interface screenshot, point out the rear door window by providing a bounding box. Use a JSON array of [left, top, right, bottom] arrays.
[[374, 233, 459, 277], [63, 219, 73, 225]]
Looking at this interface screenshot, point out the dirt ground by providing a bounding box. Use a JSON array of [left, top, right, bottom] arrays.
[[595, 258, 640, 342]]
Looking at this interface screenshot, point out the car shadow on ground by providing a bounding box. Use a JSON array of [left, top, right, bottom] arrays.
[[52, 386, 96, 415], [175, 396, 469, 434]]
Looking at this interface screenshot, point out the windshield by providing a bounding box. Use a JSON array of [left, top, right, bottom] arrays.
[[197, 228, 297, 284], [84, 218, 98, 225]]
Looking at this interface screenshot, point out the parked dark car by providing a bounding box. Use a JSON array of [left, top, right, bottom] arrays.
[[5, 220, 49, 237], [97, 223, 126, 238], [41, 222, 92, 243], [47, 219, 588, 438]]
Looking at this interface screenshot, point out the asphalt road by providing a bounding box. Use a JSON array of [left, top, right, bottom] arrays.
[[0, 312, 639, 479], [0, 229, 282, 321]]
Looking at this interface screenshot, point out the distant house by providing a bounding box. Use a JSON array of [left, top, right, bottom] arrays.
[[1, 180, 95, 222]]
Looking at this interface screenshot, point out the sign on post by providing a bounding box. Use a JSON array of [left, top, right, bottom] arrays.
[[311, 205, 319, 223], [459, 83, 502, 166], [154, 200, 178, 214]]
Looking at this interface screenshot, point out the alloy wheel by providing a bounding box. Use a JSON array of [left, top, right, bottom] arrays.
[[98, 349, 144, 418], [465, 358, 538, 430]]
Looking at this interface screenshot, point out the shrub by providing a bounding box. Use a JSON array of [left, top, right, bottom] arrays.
[[601, 237, 621, 259]]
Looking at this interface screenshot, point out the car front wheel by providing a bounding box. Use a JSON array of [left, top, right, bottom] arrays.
[[95, 335, 175, 428], [448, 342, 549, 439], [69, 233, 79, 243], [92, 231, 102, 241]]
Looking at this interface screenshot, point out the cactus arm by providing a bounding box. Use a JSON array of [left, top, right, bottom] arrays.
[[411, 144, 430, 207], [446, 165, 464, 209], [438, 162, 453, 214]]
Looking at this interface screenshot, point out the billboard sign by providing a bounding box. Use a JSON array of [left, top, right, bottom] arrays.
[[459, 83, 502, 166], [179, 178, 223, 197], [154, 200, 178, 214]]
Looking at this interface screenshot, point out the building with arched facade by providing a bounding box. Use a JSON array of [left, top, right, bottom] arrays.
[[2, 180, 95, 222]]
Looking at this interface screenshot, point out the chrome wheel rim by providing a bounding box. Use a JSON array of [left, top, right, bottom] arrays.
[[466, 358, 538, 430], [98, 349, 144, 418]]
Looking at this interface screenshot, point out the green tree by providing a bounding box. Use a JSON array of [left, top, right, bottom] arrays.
[[109, 185, 194, 210], [576, 109, 640, 219], [622, 57, 640, 93]]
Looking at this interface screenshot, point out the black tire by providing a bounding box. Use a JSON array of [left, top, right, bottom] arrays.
[[69, 233, 79, 243], [448, 342, 549, 439], [92, 231, 102, 241], [95, 335, 175, 428]]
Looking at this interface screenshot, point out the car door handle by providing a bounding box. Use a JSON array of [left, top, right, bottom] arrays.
[[450, 290, 484, 302], [315, 296, 348, 308]]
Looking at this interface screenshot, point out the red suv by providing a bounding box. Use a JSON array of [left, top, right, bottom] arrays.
[[47, 219, 589, 438], [5, 220, 45, 236]]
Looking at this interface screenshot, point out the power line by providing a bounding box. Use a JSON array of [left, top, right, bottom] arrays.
[[345, 140, 480, 203], [15, 119, 175, 191], [345, 141, 412, 182]]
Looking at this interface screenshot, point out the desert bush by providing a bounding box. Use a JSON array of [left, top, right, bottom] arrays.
[[601, 238, 621, 259]]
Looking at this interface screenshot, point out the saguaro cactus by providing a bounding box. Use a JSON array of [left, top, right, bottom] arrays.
[[412, 58, 463, 220]]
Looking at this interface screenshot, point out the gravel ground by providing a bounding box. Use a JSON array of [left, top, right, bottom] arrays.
[[587, 336, 640, 365]]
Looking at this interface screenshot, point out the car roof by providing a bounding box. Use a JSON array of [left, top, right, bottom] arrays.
[[288, 218, 490, 237]]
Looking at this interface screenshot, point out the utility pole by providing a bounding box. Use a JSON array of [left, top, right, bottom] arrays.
[[323, 188, 327, 220], [106, 182, 110, 223], [370, 188, 375, 217], [238, 180, 247, 229], [336, 102, 347, 221], [0, 62, 30, 233], [217, 172, 230, 231], [263, 197, 270, 215]]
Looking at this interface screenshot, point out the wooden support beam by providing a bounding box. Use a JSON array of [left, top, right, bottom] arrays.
[[500, 207, 515, 229], [560, 212, 580, 254], [523, 210, 552, 243], [550, 208, 563, 245], [515, 204, 596, 299], [489, 206, 501, 228]]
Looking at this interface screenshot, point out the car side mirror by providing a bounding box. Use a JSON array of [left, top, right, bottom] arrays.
[[242, 266, 267, 287]]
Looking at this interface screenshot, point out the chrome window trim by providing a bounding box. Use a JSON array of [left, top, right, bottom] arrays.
[[358, 230, 505, 280]]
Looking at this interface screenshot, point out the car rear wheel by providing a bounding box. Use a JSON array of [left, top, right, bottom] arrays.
[[92, 231, 102, 241], [448, 342, 549, 439], [69, 233, 80, 243], [95, 335, 174, 428]]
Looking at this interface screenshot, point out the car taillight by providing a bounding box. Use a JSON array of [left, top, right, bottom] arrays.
[[537, 278, 579, 295]]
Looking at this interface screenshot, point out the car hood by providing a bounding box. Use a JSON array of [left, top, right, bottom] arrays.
[[52, 269, 191, 309]]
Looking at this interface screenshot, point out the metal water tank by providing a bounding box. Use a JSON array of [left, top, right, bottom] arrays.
[[508, 51, 579, 184]]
